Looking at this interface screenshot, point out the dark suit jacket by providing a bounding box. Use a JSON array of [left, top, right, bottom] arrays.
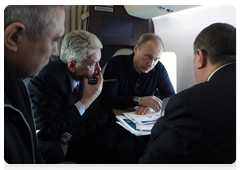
[[27, 58, 84, 140], [4, 60, 45, 163], [139, 63, 236, 164]]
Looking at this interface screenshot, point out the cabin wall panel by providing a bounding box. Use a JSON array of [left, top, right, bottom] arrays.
[[89, 5, 154, 46], [88, 5, 154, 67], [153, 5, 236, 92]]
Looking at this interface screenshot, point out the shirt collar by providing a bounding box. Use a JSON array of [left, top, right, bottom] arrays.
[[66, 69, 79, 91], [207, 62, 234, 81]]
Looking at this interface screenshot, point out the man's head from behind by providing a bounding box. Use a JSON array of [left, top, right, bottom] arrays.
[[4, 5, 67, 78], [193, 23, 236, 83], [133, 33, 164, 74], [60, 30, 103, 81]]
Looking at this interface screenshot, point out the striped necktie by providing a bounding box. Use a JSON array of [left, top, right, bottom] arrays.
[[70, 84, 79, 105]]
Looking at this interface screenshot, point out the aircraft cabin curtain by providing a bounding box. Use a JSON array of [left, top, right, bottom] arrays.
[[51, 5, 90, 60], [65, 5, 89, 33]]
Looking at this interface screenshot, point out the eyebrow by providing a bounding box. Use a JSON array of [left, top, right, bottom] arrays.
[[146, 54, 160, 60]]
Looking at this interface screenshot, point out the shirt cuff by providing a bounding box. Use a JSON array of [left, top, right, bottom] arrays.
[[74, 101, 85, 116], [62, 132, 72, 139]]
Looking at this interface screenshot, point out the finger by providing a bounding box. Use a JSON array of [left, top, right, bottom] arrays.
[[155, 102, 161, 111], [151, 102, 161, 112], [157, 99, 163, 110], [82, 77, 89, 85], [148, 99, 158, 111], [154, 98, 162, 111], [136, 106, 144, 115], [143, 108, 150, 115], [140, 109, 145, 115], [96, 72, 103, 83], [98, 72, 102, 77], [136, 107, 143, 115], [140, 107, 149, 115], [160, 99, 163, 105], [154, 103, 161, 112], [153, 96, 162, 103], [135, 108, 141, 115], [159, 102, 162, 110]]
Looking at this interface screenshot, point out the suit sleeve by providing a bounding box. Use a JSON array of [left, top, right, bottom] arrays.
[[28, 74, 84, 140], [138, 94, 205, 163]]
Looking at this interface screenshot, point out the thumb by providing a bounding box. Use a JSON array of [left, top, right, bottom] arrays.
[[82, 77, 89, 85]]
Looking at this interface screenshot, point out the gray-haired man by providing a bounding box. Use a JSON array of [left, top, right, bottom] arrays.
[[4, 5, 68, 164], [27, 30, 108, 163]]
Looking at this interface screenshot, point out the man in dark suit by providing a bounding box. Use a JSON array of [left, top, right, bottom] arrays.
[[4, 5, 67, 164], [27, 30, 108, 163], [138, 23, 236, 164]]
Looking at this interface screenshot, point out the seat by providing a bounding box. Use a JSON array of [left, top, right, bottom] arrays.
[[101, 48, 133, 75]]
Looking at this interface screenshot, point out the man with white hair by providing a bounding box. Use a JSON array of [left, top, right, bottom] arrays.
[[27, 30, 108, 163]]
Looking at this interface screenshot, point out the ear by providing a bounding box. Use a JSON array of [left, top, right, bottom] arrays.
[[196, 49, 207, 69], [4, 22, 25, 52], [134, 44, 139, 53], [67, 59, 77, 73]]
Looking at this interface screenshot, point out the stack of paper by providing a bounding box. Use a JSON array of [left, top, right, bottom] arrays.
[[115, 97, 170, 136], [116, 111, 161, 136]]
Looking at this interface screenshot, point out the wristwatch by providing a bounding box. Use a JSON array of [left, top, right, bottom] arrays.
[[60, 135, 70, 145], [133, 96, 140, 105]]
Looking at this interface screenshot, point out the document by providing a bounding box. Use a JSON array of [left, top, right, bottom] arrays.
[[123, 111, 161, 125], [136, 124, 154, 131], [115, 97, 170, 136], [116, 115, 150, 136]]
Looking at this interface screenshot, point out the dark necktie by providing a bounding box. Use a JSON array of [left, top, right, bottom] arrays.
[[70, 84, 79, 105]]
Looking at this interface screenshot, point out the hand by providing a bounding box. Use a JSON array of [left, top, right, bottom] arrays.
[[58, 142, 68, 158], [80, 72, 103, 110], [58, 133, 71, 158], [135, 106, 151, 115], [138, 96, 162, 112]]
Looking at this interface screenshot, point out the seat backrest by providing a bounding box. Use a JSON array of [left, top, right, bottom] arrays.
[[101, 48, 133, 75]]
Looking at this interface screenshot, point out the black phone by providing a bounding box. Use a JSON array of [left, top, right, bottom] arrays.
[[88, 79, 98, 85]]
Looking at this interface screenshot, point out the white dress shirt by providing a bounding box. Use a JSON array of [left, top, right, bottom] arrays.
[[207, 62, 234, 81]]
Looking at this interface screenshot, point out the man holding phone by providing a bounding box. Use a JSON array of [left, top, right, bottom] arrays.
[[27, 30, 109, 163]]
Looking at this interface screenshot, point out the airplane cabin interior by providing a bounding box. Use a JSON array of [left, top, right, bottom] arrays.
[[6, 4, 236, 166], [76, 5, 236, 93], [77, 5, 236, 163]]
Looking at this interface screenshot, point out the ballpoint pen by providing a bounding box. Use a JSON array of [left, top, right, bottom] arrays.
[[88, 79, 116, 85], [103, 79, 116, 82], [152, 88, 160, 98]]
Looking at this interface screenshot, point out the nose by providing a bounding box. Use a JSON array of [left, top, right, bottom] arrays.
[[96, 62, 101, 72], [147, 58, 155, 68]]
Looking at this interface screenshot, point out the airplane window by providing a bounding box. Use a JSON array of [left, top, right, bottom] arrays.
[[160, 52, 177, 92]]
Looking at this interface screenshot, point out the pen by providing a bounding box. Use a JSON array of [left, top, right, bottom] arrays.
[[103, 79, 116, 82], [152, 88, 160, 97], [88, 79, 116, 85]]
